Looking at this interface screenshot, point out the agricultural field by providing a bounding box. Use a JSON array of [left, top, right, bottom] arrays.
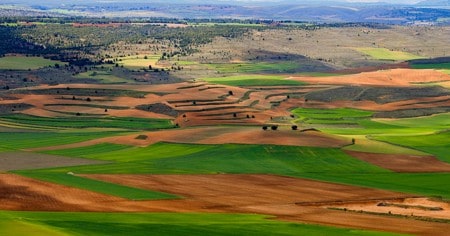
[[0, 56, 65, 70], [354, 48, 425, 61], [201, 74, 305, 86], [1, 15, 450, 236]]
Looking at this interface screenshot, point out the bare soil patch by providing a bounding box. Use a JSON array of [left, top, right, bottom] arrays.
[[324, 197, 450, 221], [1, 173, 449, 234], [346, 150, 450, 173], [0, 152, 107, 171], [291, 69, 450, 86], [84, 174, 450, 235]]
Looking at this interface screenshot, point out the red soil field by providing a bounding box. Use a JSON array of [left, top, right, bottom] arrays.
[[2, 173, 450, 235], [290, 69, 450, 86], [346, 150, 450, 173]]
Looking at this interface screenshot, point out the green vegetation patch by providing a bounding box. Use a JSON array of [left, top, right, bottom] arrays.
[[355, 48, 424, 61], [16, 172, 178, 200], [0, 131, 124, 151], [206, 62, 300, 74], [0, 211, 402, 236], [0, 114, 174, 131], [116, 55, 161, 69], [202, 74, 306, 86], [374, 131, 450, 163], [410, 62, 450, 70], [41, 143, 387, 174], [0, 56, 65, 70]]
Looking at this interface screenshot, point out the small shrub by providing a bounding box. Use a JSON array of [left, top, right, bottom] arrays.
[[271, 125, 278, 131], [262, 126, 268, 131], [135, 135, 148, 140], [291, 125, 298, 130]]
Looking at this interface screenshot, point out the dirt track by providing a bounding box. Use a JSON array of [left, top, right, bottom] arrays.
[[1, 173, 449, 235]]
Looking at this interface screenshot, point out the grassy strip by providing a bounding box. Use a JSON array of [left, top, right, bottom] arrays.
[[16, 172, 178, 200], [410, 62, 450, 70], [0, 114, 174, 131], [0, 211, 403, 236], [374, 131, 450, 163], [206, 62, 300, 74], [201, 74, 305, 86], [0, 131, 124, 150], [0, 56, 66, 70], [39, 142, 450, 199], [42, 143, 387, 173], [355, 48, 424, 61]]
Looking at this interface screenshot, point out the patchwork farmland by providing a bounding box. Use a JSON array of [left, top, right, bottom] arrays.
[[1, 16, 450, 236]]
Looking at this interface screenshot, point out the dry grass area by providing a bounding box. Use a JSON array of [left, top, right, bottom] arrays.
[[0, 152, 107, 171], [183, 26, 450, 70]]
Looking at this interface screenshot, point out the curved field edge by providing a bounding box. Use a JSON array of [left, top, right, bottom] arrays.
[[0, 114, 175, 131], [31, 142, 450, 199], [15, 172, 178, 200], [0, 211, 405, 236], [0, 131, 127, 151], [373, 131, 450, 163]]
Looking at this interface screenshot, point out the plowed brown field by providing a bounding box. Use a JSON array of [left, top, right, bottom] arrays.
[[290, 69, 450, 86], [2, 173, 450, 235], [346, 150, 450, 173]]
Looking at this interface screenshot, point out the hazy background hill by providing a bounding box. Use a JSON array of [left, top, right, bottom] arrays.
[[1, 0, 450, 24]]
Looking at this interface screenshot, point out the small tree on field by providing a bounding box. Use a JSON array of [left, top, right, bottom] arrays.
[[262, 126, 268, 131], [271, 125, 278, 131], [291, 125, 298, 130]]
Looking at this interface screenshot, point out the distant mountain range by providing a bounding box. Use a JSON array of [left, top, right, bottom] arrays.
[[1, 0, 450, 24]]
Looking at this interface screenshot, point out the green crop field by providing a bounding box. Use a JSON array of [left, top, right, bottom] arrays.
[[20, 142, 447, 199], [292, 108, 448, 135], [0, 114, 174, 131], [201, 74, 306, 86], [0, 131, 124, 151], [355, 48, 424, 61], [374, 131, 450, 163], [0, 56, 65, 70], [39, 143, 387, 174], [342, 135, 427, 156], [206, 62, 300, 74], [0, 211, 401, 236], [116, 55, 161, 69], [18, 172, 177, 200], [410, 62, 450, 70]]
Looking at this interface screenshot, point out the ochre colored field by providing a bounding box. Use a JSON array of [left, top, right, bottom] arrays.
[[290, 68, 450, 86], [1, 173, 448, 235]]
